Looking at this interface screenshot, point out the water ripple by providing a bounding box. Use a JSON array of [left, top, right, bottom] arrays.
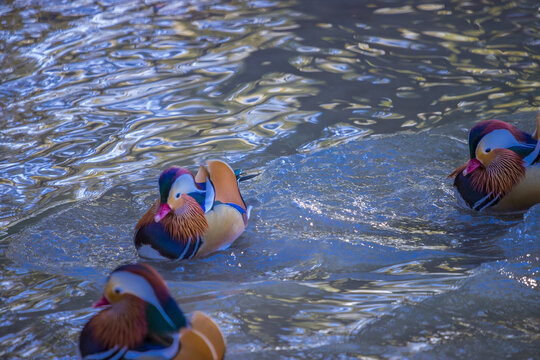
[[0, 0, 539, 358]]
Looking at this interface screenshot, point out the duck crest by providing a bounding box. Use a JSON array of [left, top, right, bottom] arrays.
[[114, 263, 170, 304], [159, 167, 194, 204], [468, 120, 532, 158]]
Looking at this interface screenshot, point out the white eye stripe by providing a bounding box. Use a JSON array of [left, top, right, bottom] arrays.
[[477, 129, 521, 153], [170, 174, 200, 197], [109, 271, 176, 329]]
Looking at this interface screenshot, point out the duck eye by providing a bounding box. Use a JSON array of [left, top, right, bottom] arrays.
[[485, 148, 491, 153], [175, 193, 181, 199], [114, 287, 122, 294]]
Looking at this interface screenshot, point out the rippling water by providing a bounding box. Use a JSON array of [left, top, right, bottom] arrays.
[[1, 0, 539, 358]]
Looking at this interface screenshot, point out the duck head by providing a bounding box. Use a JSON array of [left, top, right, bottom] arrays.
[[155, 167, 204, 222], [96, 263, 185, 325], [79, 264, 187, 356], [452, 120, 532, 196]]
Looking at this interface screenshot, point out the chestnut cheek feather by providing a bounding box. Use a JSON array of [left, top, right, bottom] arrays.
[[469, 149, 526, 196]]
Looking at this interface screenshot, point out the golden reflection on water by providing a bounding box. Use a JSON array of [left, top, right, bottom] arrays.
[[1, 0, 539, 358]]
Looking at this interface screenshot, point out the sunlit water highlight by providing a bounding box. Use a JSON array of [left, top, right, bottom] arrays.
[[0, 0, 539, 358]]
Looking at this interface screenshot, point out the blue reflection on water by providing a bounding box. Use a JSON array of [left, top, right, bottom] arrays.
[[0, 0, 539, 358]]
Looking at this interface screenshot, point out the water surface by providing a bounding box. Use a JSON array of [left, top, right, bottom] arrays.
[[0, 0, 539, 358]]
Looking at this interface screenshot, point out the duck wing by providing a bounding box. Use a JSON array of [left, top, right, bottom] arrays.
[[206, 160, 247, 211], [173, 311, 225, 360]]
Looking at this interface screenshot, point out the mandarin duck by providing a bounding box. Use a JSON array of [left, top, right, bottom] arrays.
[[79, 263, 226, 360], [135, 160, 252, 260], [449, 115, 540, 212]]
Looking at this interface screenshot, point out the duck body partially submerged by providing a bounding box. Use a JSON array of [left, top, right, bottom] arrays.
[[135, 160, 251, 260], [450, 116, 540, 212], [79, 263, 226, 360]]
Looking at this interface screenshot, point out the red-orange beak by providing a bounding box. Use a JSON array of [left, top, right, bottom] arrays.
[[154, 203, 171, 222], [93, 295, 110, 308], [463, 158, 481, 176]]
